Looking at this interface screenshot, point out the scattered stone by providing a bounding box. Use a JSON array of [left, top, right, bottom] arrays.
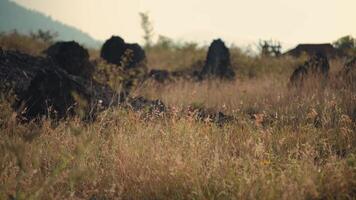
[[44, 41, 94, 78], [201, 39, 235, 79], [148, 69, 170, 83], [171, 69, 203, 81], [147, 60, 206, 83], [127, 96, 166, 114], [100, 36, 146, 69], [290, 53, 330, 86], [188, 105, 234, 126], [0, 48, 235, 126], [146, 67, 204, 83]]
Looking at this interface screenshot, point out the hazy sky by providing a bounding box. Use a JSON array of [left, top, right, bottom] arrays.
[[13, 0, 356, 49]]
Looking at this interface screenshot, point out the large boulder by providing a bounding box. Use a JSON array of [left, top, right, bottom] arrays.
[[44, 41, 94, 78], [201, 39, 235, 79], [100, 36, 146, 69], [100, 36, 148, 101], [0, 49, 118, 121], [0, 49, 53, 95], [290, 53, 330, 86], [17, 70, 91, 120]]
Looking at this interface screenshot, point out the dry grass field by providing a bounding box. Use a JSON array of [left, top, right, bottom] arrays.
[[0, 33, 355, 200]]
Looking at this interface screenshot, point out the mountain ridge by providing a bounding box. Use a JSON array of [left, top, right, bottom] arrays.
[[0, 0, 101, 48]]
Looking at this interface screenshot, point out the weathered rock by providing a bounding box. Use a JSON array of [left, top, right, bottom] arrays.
[[124, 43, 146, 68], [284, 43, 340, 59], [16, 70, 90, 120], [0, 49, 235, 126], [188, 105, 234, 126], [201, 39, 235, 79], [148, 69, 170, 83], [290, 53, 330, 86], [101, 36, 126, 65], [44, 41, 94, 78], [147, 60, 205, 83], [100, 37, 147, 97], [171, 69, 203, 81], [127, 96, 166, 114], [100, 36, 146, 69], [0, 49, 53, 95], [0, 49, 118, 121]]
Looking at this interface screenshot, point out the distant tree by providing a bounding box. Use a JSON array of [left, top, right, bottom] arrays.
[[139, 12, 154, 49], [333, 35, 356, 55], [30, 29, 58, 43], [258, 40, 282, 57], [334, 35, 355, 50], [156, 35, 174, 49]]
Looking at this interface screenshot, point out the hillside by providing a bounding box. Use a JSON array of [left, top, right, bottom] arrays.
[[0, 0, 101, 48]]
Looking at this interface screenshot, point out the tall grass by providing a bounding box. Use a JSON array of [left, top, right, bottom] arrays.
[[0, 33, 355, 200], [0, 31, 50, 55], [1, 75, 355, 200]]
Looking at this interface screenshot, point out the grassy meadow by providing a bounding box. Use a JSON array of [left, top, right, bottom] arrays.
[[0, 33, 355, 200]]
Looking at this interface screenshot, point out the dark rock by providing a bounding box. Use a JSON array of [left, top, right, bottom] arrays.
[[284, 43, 340, 59], [120, 65, 148, 101], [124, 43, 146, 68], [19, 73, 119, 121], [0, 49, 53, 95], [100, 36, 146, 69], [149, 69, 170, 83], [0, 49, 118, 121], [17, 70, 91, 120], [201, 39, 235, 79], [100, 37, 147, 97], [0, 49, 236, 126], [171, 69, 203, 81], [101, 36, 126, 65], [147, 60, 205, 83], [213, 111, 234, 126], [127, 96, 166, 114], [44, 41, 94, 78], [290, 53, 330, 86], [169, 60, 204, 81], [188, 106, 234, 126]]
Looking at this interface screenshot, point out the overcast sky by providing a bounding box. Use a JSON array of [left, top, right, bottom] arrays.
[[13, 0, 356, 49]]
